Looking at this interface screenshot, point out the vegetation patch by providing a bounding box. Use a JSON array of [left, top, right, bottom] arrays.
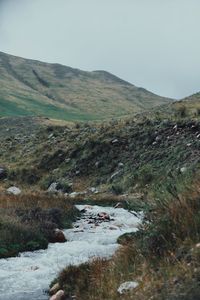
[[0, 193, 79, 258]]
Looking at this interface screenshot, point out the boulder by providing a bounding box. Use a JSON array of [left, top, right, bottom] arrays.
[[7, 186, 21, 195], [50, 290, 65, 300], [117, 281, 139, 294], [51, 229, 66, 243]]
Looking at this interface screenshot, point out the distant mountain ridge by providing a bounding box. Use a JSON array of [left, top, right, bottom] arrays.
[[0, 51, 173, 121]]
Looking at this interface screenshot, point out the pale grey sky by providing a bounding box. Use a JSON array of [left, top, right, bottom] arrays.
[[0, 0, 200, 99]]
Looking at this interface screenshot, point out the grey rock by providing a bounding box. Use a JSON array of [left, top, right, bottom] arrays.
[[117, 281, 139, 294], [110, 170, 122, 180], [48, 182, 58, 193], [7, 186, 21, 195], [180, 167, 187, 173], [118, 162, 124, 168], [112, 138, 119, 144]]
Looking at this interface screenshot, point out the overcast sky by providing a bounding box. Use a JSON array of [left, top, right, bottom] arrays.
[[0, 0, 200, 99]]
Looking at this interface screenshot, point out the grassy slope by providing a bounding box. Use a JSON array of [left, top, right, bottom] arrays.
[[0, 96, 200, 298], [0, 51, 172, 121]]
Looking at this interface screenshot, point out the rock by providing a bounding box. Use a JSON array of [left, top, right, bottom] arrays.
[[30, 266, 39, 271], [112, 138, 119, 144], [49, 283, 60, 296], [48, 133, 54, 139], [52, 229, 66, 243], [117, 281, 139, 294], [7, 186, 21, 195], [118, 162, 124, 168], [98, 212, 110, 221], [0, 168, 7, 180], [180, 167, 187, 173], [110, 170, 122, 180], [95, 161, 101, 168], [196, 243, 200, 248], [50, 290, 65, 300], [48, 182, 58, 193], [69, 192, 84, 198], [88, 187, 99, 194], [109, 225, 118, 230], [155, 135, 162, 142], [114, 202, 124, 208]]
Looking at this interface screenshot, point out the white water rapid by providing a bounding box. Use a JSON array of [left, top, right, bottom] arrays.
[[0, 205, 141, 300]]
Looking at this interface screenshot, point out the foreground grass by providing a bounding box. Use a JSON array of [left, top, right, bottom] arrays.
[[51, 177, 200, 299], [0, 193, 79, 258]]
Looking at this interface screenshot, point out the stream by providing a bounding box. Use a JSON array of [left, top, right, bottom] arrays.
[[0, 205, 141, 300]]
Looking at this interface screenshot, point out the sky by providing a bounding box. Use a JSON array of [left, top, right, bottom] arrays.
[[0, 0, 200, 99]]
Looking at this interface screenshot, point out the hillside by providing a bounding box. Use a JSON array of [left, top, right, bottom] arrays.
[[0, 51, 173, 121], [0, 93, 200, 299]]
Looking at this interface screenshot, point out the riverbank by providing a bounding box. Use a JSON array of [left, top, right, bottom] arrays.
[[0, 193, 79, 258], [0, 204, 141, 300], [52, 179, 200, 300]]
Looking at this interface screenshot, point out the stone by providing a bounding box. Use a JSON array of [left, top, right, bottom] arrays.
[[117, 281, 139, 294], [88, 187, 99, 194], [49, 283, 60, 296], [48, 182, 58, 193], [109, 225, 118, 230], [98, 212, 110, 221], [7, 186, 21, 195], [110, 170, 121, 180], [155, 135, 162, 142], [50, 290, 65, 300], [48, 133, 54, 139], [180, 167, 187, 173], [69, 192, 80, 198], [112, 138, 119, 144], [52, 229, 66, 243], [30, 266, 39, 271], [114, 202, 124, 208], [95, 161, 101, 168], [118, 162, 124, 168]]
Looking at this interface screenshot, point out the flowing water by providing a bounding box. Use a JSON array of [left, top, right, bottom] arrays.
[[0, 205, 141, 300]]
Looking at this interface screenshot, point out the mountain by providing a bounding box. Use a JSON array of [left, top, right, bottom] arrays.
[[0, 51, 173, 121]]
